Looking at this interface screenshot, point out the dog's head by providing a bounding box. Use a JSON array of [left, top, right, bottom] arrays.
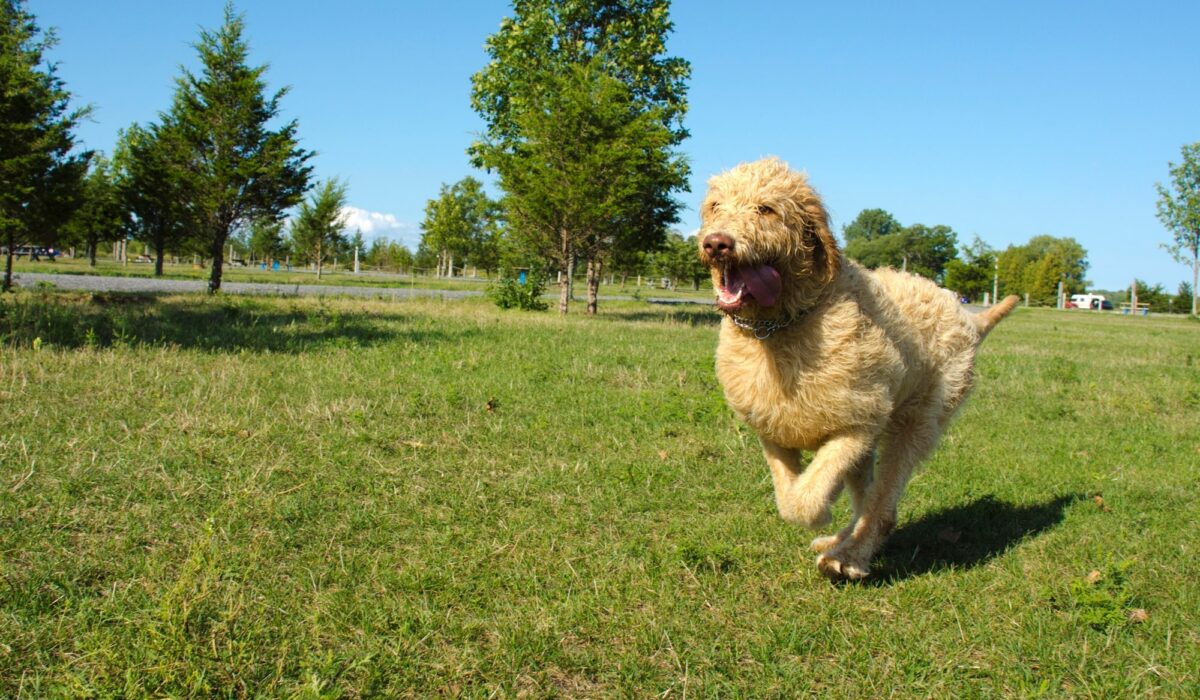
[[697, 157, 839, 321]]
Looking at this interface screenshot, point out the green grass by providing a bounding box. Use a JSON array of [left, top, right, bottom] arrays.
[[1, 291, 1197, 697]]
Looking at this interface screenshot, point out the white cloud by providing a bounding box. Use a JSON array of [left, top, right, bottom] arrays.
[[340, 206, 420, 249]]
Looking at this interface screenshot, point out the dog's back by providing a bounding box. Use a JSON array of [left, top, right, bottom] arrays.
[[862, 265, 1018, 417]]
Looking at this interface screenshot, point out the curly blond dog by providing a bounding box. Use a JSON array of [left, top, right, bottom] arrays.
[[698, 157, 1019, 580]]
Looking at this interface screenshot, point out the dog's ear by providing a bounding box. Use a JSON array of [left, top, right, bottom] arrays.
[[802, 194, 840, 284]]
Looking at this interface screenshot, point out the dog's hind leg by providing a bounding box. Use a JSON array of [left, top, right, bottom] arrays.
[[816, 411, 940, 580], [762, 433, 874, 530], [810, 448, 875, 553]]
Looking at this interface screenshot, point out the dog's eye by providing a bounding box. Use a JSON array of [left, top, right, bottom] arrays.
[[707, 201, 720, 213], [757, 205, 775, 216]]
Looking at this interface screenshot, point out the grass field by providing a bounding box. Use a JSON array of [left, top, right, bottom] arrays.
[[1, 289, 1198, 697]]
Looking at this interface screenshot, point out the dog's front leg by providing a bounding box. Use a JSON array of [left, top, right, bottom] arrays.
[[761, 433, 873, 529]]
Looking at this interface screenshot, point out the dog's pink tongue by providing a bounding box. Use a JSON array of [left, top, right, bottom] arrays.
[[728, 264, 781, 307]]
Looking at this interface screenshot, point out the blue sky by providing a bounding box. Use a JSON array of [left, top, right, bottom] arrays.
[[35, 1, 1200, 291]]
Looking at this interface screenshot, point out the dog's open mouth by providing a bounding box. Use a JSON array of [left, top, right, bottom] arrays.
[[716, 263, 782, 312]]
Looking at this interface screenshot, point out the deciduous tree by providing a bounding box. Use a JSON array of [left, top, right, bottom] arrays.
[[944, 236, 997, 302], [841, 208, 902, 247], [365, 237, 413, 272], [652, 231, 707, 290], [470, 0, 690, 314], [842, 209, 958, 282], [490, 61, 686, 313], [996, 235, 1088, 305], [1156, 142, 1200, 315], [419, 177, 497, 278]]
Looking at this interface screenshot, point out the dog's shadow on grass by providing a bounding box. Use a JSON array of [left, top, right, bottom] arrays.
[[866, 493, 1084, 584]]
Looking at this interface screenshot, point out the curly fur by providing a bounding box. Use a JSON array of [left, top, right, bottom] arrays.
[[698, 157, 1019, 580]]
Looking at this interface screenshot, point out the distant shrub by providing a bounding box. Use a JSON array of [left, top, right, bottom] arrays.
[[487, 275, 548, 311]]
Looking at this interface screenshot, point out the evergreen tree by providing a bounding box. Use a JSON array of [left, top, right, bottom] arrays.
[[1, 0, 89, 291], [63, 155, 126, 266], [289, 178, 347, 281], [247, 215, 287, 265], [114, 122, 193, 275], [1129, 279, 1170, 313], [1175, 281, 1194, 314], [169, 3, 312, 293]]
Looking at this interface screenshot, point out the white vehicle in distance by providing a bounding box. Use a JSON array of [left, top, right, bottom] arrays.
[[1068, 293, 1113, 310]]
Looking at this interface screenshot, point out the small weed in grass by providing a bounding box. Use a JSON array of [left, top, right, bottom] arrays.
[[1047, 560, 1139, 631]]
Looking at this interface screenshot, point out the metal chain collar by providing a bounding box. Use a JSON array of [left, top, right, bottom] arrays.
[[728, 311, 801, 340]]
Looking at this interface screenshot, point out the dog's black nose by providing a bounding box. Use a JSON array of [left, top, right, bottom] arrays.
[[702, 233, 735, 260]]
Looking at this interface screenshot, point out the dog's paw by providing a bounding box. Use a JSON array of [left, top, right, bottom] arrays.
[[809, 534, 842, 553], [779, 497, 833, 530], [816, 552, 870, 581], [804, 504, 834, 529]]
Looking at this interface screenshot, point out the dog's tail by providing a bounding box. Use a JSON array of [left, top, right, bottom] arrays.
[[973, 295, 1020, 340]]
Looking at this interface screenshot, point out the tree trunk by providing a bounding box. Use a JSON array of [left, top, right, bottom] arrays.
[[566, 251, 576, 301], [586, 257, 601, 315], [558, 232, 571, 315], [316, 239, 323, 281], [208, 233, 226, 294], [2, 228, 14, 293], [1192, 253, 1198, 316], [558, 274, 571, 314], [154, 237, 165, 277]]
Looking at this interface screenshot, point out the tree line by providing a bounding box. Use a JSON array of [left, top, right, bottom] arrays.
[[1, 1, 337, 293], [4, 0, 694, 313], [837, 205, 1197, 312], [4, 0, 1197, 315], [836, 207, 1085, 306]]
